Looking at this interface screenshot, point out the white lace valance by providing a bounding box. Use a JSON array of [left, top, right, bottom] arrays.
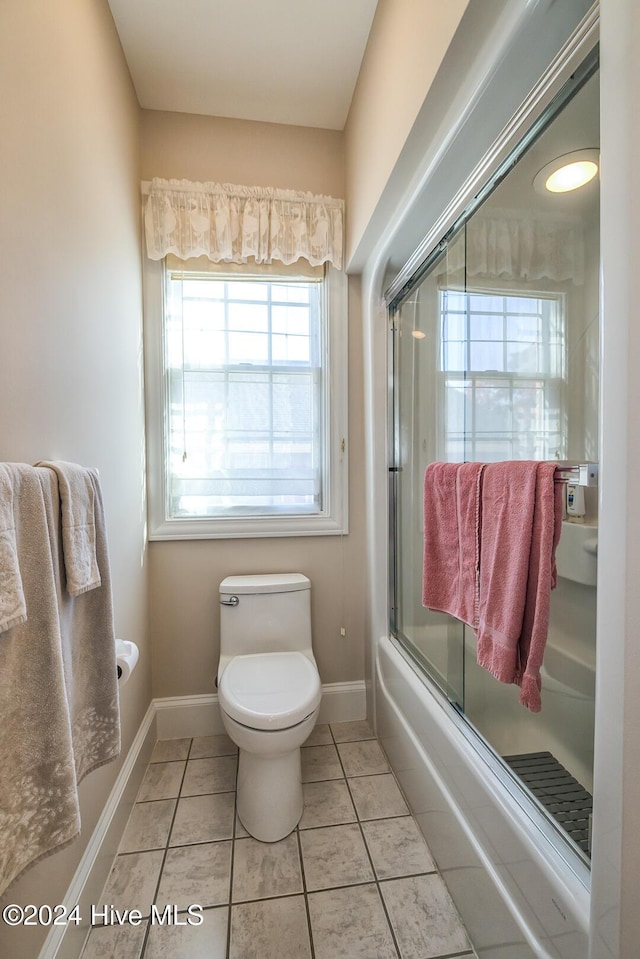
[[441, 209, 585, 286], [144, 178, 344, 270]]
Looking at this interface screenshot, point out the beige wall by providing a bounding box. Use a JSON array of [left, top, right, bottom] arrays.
[[140, 111, 366, 695], [141, 110, 344, 194], [344, 0, 470, 265], [0, 1, 148, 956]]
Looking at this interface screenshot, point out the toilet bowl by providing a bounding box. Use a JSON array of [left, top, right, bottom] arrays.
[[217, 574, 321, 842]]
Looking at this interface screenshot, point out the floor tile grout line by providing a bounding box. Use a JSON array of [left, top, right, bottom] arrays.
[[424, 952, 477, 959], [138, 737, 195, 959], [131, 796, 184, 807], [374, 867, 439, 884], [178, 787, 239, 799], [300, 750, 397, 781], [334, 740, 403, 959], [298, 816, 357, 832], [295, 826, 317, 959], [150, 748, 238, 765], [147, 755, 190, 766], [228, 872, 441, 906], [229, 888, 322, 907], [225, 761, 241, 959], [118, 832, 235, 855]]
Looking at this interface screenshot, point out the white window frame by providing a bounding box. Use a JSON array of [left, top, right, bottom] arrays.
[[143, 257, 348, 539]]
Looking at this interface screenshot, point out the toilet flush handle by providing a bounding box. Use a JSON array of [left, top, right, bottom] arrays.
[[220, 595, 239, 607]]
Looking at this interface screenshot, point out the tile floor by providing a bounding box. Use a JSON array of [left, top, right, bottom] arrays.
[[80, 721, 477, 959]]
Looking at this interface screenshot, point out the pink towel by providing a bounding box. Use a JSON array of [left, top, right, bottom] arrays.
[[422, 462, 485, 628], [517, 464, 563, 710], [476, 461, 562, 712], [422, 460, 563, 712]]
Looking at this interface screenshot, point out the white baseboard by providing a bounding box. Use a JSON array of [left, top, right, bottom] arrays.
[[154, 680, 367, 740], [317, 681, 367, 724], [154, 693, 224, 739], [41, 679, 365, 958], [39, 704, 157, 959]]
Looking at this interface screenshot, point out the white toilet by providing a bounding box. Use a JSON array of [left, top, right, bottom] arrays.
[[217, 573, 321, 842]]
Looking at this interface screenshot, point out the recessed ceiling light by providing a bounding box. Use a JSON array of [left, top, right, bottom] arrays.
[[533, 149, 599, 195], [411, 330, 426, 340]]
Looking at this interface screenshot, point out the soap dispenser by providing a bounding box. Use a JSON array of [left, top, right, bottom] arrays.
[[566, 483, 585, 523]]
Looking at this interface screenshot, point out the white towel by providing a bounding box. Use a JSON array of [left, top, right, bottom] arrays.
[[35, 461, 101, 596], [38, 468, 121, 784], [0, 464, 121, 896], [0, 463, 27, 633], [0, 465, 80, 896]]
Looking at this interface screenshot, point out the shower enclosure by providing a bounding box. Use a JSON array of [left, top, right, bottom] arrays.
[[389, 63, 599, 866]]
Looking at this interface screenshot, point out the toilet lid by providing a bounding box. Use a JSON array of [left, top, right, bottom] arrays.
[[219, 651, 321, 731]]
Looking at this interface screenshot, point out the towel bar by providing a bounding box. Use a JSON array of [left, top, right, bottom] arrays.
[[411, 461, 599, 487], [553, 463, 598, 487]]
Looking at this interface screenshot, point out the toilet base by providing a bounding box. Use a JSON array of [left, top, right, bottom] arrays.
[[220, 707, 319, 843], [237, 748, 303, 842]]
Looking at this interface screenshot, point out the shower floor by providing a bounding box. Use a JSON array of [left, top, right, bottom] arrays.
[[503, 751, 592, 856]]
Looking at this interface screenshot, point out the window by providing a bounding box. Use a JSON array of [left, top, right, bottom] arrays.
[[144, 258, 348, 539], [439, 289, 566, 462], [168, 271, 322, 517]]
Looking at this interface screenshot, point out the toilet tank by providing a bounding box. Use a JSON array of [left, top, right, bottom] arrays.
[[218, 573, 313, 676]]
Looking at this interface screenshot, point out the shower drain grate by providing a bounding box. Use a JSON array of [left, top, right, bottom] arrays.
[[503, 751, 592, 856]]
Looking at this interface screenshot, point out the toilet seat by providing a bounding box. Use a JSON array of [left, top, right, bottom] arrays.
[[219, 650, 321, 731]]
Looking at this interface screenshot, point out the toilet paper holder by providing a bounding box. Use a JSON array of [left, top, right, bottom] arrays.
[[115, 638, 139, 684]]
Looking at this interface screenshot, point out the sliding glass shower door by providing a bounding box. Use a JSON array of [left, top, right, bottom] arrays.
[[390, 67, 599, 861], [391, 228, 467, 708]]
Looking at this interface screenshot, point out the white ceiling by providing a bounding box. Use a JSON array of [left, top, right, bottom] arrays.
[[107, 0, 379, 130]]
